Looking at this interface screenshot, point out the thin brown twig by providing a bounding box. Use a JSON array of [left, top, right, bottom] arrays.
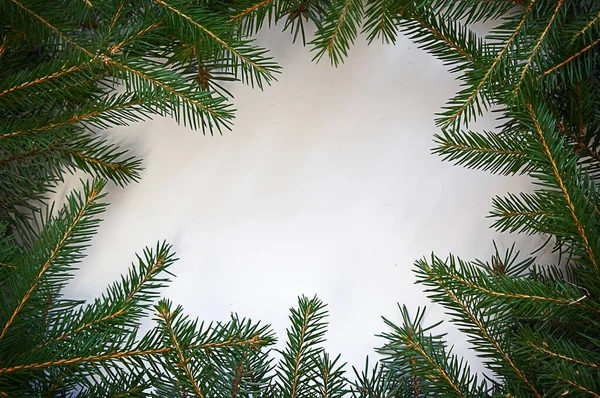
[[0, 335, 267, 373], [228, 0, 273, 22], [291, 305, 310, 398], [539, 38, 600, 79]]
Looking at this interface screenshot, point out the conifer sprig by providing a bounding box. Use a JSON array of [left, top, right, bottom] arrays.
[[0, 179, 107, 342], [277, 295, 329, 397], [378, 305, 489, 397], [310, 0, 364, 66]]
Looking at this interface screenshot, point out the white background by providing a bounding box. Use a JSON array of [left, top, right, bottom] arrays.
[[59, 29, 549, 375]]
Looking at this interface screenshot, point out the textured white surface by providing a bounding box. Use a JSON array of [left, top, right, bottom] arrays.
[[59, 31, 545, 373]]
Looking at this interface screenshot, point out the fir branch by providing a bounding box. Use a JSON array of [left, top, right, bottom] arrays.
[[38, 246, 170, 350], [513, 0, 565, 94], [278, 0, 331, 45], [106, 58, 232, 131], [418, 258, 542, 397], [229, 0, 274, 22], [277, 295, 328, 398], [364, 1, 483, 77], [528, 342, 600, 370], [439, 142, 523, 156], [107, 22, 162, 56], [325, 0, 355, 50], [555, 376, 600, 398], [198, 335, 270, 350], [494, 208, 556, 226], [575, 83, 584, 138], [113, 386, 145, 398], [14, 71, 106, 109], [362, 0, 399, 44], [401, 9, 475, 63], [490, 192, 557, 235], [63, 149, 130, 174], [441, 0, 535, 127], [0, 335, 269, 373], [0, 62, 89, 99], [227, 0, 279, 37], [0, 347, 169, 373], [7, 0, 94, 57], [440, 266, 600, 315], [0, 96, 144, 139], [348, 359, 412, 396], [570, 11, 600, 42], [424, 256, 600, 320], [556, 120, 600, 166], [108, 2, 125, 34], [153, 0, 269, 77], [0, 147, 44, 166], [157, 304, 205, 398], [378, 306, 484, 396], [538, 37, 600, 79], [526, 102, 599, 272], [433, 130, 528, 175], [322, 361, 330, 397], [310, 0, 364, 66], [399, 332, 465, 397], [0, 134, 141, 187], [150, 301, 274, 396], [291, 306, 311, 396], [63, 137, 142, 186], [437, 280, 540, 396], [424, 0, 519, 24], [315, 353, 345, 398], [0, 180, 105, 340]]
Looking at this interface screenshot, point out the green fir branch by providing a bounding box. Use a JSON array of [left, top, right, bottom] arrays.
[[416, 255, 542, 397], [433, 129, 529, 175], [310, 0, 364, 66], [438, 1, 535, 127], [0, 179, 107, 342], [277, 295, 329, 398], [378, 305, 488, 397]]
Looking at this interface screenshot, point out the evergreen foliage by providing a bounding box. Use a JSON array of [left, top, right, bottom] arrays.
[[1, 0, 600, 396]]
